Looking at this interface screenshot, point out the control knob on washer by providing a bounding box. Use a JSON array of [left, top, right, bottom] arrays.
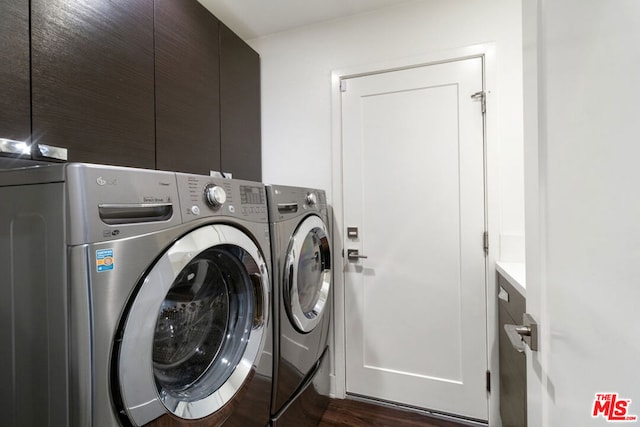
[[205, 185, 227, 208], [306, 192, 317, 206]]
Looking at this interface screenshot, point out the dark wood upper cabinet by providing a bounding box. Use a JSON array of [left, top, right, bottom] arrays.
[[220, 24, 261, 182], [0, 0, 31, 143], [2, 1, 259, 174], [154, 0, 221, 175], [30, 0, 156, 169]]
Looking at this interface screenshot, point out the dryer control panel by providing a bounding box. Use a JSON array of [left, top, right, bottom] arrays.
[[266, 184, 328, 223], [176, 173, 268, 223]]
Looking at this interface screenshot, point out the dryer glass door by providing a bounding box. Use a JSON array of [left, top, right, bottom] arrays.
[[115, 224, 269, 425], [284, 215, 332, 333]]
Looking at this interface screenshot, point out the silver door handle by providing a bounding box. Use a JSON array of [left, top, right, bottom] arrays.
[[504, 324, 528, 353], [504, 313, 538, 352], [347, 249, 368, 260]]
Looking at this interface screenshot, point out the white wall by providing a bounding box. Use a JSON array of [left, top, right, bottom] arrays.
[[250, 1, 524, 424], [524, 1, 640, 425], [250, 0, 525, 263]]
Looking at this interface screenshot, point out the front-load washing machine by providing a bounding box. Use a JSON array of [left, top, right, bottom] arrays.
[[0, 163, 272, 427], [266, 185, 332, 427]]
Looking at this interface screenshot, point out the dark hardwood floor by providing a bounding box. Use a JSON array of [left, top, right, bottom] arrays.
[[318, 398, 472, 427]]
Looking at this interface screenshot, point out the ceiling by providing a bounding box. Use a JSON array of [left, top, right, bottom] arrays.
[[197, 0, 413, 40]]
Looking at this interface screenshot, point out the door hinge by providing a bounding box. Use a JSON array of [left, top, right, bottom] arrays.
[[486, 370, 491, 392], [483, 231, 489, 255], [471, 91, 486, 114], [340, 80, 347, 92]]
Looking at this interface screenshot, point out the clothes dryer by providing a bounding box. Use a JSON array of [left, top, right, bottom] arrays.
[[0, 163, 272, 426], [267, 185, 332, 427]]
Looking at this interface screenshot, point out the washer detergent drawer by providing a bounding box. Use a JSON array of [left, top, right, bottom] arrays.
[[65, 164, 181, 245]]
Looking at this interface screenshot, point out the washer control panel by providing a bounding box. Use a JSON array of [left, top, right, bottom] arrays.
[[176, 173, 267, 223]]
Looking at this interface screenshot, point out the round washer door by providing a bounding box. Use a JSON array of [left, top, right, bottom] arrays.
[[116, 224, 269, 425], [284, 215, 332, 333]]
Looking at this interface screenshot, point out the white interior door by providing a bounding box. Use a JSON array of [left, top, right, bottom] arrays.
[[341, 57, 488, 420]]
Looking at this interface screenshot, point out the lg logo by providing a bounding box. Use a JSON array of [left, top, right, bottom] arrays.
[[96, 176, 118, 186]]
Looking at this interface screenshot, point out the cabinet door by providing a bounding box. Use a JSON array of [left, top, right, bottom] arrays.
[[220, 24, 261, 182], [498, 276, 527, 427], [0, 0, 31, 143], [31, 0, 155, 168], [155, 0, 221, 175]]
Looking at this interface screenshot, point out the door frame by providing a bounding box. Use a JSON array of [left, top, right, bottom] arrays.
[[329, 43, 501, 425]]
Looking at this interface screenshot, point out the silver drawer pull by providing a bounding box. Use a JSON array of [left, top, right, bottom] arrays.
[[98, 203, 173, 225], [277, 203, 298, 213]]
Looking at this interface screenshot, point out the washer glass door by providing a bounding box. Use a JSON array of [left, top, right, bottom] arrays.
[[284, 215, 332, 333], [115, 224, 269, 425]]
